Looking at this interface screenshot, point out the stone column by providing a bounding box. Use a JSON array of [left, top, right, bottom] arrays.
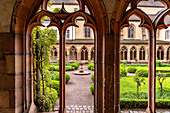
[[88, 51, 91, 61], [127, 48, 130, 61]]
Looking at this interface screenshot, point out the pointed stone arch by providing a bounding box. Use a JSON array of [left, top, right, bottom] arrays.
[[139, 46, 145, 60], [69, 45, 77, 60], [120, 46, 128, 60], [157, 46, 164, 60]]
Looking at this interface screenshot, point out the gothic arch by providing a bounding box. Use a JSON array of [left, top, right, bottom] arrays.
[[69, 46, 77, 60], [120, 46, 128, 60], [130, 46, 137, 60], [128, 23, 136, 38], [167, 47, 170, 60], [11, 0, 107, 112], [139, 46, 145, 60], [80, 46, 88, 60], [157, 46, 164, 60], [111, 1, 169, 112]]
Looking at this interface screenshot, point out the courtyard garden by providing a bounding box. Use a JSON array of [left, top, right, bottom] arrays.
[[88, 61, 170, 108]]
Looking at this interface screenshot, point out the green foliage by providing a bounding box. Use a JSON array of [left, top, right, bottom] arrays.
[[156, 60, 162, 67], [39, 87, 58, 112], [120, 61, 127, 77], [49, 65, 75, 71], [54, 73, 70, 84], [50, 80, 60, 93], [88, 62, 94, 70], [90, 83, 94, 95], [134, 75, 145, 98], [127, 67, 137, 73], [157, 72, 167, 96], [91, 74, 94, 82], [91, 67, 94, 71], [126, 64, 148, 67], [135, 69, 148, 77], [72, 62, 79, 69], [120, 99, 170, 109]]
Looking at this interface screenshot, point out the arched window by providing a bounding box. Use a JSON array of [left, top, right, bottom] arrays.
[[142, 28, 146, 40], [139, 46, 145, 60], [91, 47, 94, 60], [81, 46, 88, 60], [120, 46, 127, 60], [167, 47, 170, 60], [128, 24, 135, 38], [157, 46, 164, 60], [130, 46, 137, 60], [70, 46, 77, 60], [85, 27, 91, 38]]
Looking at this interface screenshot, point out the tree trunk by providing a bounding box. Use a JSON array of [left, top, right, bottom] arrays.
[[137, 84, 139, 98], [160, 83, 162, 96]]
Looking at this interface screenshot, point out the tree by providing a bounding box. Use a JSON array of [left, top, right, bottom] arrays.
[[157, 72, 166, 96], [32, 27, 57, 110], [134, 74, 145, 98]]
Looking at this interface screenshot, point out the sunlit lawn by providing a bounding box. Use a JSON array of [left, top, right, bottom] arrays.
[[120, 76, 170, 99]]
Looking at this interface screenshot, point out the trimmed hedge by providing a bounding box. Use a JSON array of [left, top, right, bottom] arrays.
[[91, 74, 94, 82], [88, 62, 94, 70], [90, 83, 94, 95], [136, 69, 148, 77], [49, 65, 75, 71], [127, 67, 137, 73], [54, 73, 70, 84], [120, 68, 127, 77], [120, 99, 170, 108], [50, 80, 59, 93], [71, 62, 79, 69]]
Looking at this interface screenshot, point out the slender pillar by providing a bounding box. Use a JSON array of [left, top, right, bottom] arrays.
[[59, 33, 66, 113], [114, 22, 120, 113], [147, 29, 156, 113]]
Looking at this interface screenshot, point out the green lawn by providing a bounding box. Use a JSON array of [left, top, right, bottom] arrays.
[[120, 76, 170, 99]]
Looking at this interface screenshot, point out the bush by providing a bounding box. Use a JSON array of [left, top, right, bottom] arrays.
[[156, 60, 162, 67], [50, 80, 59, 93], [127, 67, 137, 73], [71, 62, 79, 69], [120, 99, 170, 109], [120, 68, 127, 77], [91, 74, 94, 82], [54, 73, 70, 84], [88, 62, 94, 70], [90, 83, 94, 95], [39, 87, 58, 112], [136, 69, 148, 77], [91, 67, 94, 71], [65, 66, 75, 71]]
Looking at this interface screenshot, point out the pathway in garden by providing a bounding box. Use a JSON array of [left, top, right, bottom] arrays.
[[65, 64, 94, 112]]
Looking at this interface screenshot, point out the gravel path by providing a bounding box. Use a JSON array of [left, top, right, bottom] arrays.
[[65, 65, 94, 106]]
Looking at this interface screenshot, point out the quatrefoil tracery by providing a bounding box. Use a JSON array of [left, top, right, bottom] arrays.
[[27, 3, 96, 35]]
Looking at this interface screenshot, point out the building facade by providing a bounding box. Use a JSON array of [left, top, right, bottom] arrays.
[[49, 0, 170, 63]]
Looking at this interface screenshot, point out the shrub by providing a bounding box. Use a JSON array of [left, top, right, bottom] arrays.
[[120, 68, 127, 77], [120, 99, 170, 109], [91, 74, 94, 82], [127, 67, 137, 73], [72, 62, 79, 69], [90, 83, 94, 95], [156, 60, 162, 67], [54, 73, 70, 84], [136, 69, 148, 77], [88, 62, 94, 70], [50, 80, 60, 93], [91, 67, 94, 71], [39, 87, 58, 112], [65, 66, 75, 71]]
